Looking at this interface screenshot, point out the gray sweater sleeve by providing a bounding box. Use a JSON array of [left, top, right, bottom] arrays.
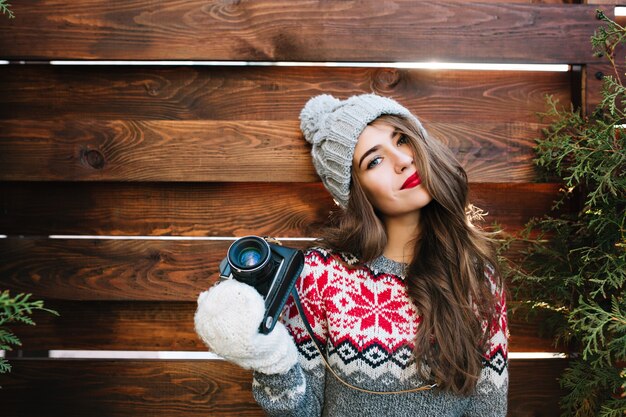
[[253, 360, 326, 416], [251, 254, 328, 416], [465, 269, 509, 416], [464, 365, 508, 416]]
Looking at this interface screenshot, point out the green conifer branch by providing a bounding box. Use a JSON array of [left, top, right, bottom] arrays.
[[506, 8, 626, 416], [0, 290, 59, 373], [0, 0, 13, 19]]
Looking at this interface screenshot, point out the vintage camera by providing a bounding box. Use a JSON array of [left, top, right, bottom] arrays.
[[218, 236, 304, 334]]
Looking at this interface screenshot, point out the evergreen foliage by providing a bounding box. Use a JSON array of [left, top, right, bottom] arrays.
[[1, 0, 56, 378], [0, 290, 58, 373], [0, 0, 13, 19], [504, 10, 625, 417]]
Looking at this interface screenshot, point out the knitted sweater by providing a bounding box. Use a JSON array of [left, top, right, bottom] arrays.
[[253, 247, 509, 417]]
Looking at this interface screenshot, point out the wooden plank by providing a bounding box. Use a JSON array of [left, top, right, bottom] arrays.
[[0, 358, 568, 417], [460, 0, 578, 2], [0, 1, 606, 63], [584, 62, 626, 117], [507, 359, 570, 417], [488, 0, 579, 2], [0, 236, 548, 301], [0, 359, 263, 417], [8, 300, 556, 353], [0, 119, 546, 183], [0, 119, 313, 182], [585, 63, 608, 115], [583, 31, 626, 115], [469, 183, 568, 232], [0, 66, 571, 123], [11, 301, 205, 351], [0, 182, 563, 236], [0, 238, 228, 301]]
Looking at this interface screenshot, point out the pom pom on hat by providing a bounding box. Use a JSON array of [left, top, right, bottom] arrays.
[[300, 94, 342, 145], [299, 93, 420, 208]]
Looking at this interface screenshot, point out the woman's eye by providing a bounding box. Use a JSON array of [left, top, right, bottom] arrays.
[[397, 134, 408, 145], [367, 157, 382, 169]]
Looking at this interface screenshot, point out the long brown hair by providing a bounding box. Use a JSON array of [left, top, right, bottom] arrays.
[[317, 114, 503, 395]]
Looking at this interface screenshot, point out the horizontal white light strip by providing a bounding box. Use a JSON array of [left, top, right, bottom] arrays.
[[2, 59, 572, 72], [33, 350, 566, 360], [48, 350, 223, 360], [510, 352, 566, 359], [43, 60, 570, 72], [615, 6, 626, 16], [0, 234, 539, 243], [47, 235, 316, 241], [49, 60, 249, 66]]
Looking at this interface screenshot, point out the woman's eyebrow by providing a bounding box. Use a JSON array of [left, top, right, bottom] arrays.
[[357, 130, 400, 169], [358, 145, 380, 168]]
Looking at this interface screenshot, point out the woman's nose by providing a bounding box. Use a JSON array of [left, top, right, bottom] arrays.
[[393, 148, 414, 173]]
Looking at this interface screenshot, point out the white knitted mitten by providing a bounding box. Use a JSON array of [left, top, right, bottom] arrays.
[[194, 279, 298, 375]]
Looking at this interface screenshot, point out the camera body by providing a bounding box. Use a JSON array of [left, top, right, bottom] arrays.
[[218, 236, 304, 334]]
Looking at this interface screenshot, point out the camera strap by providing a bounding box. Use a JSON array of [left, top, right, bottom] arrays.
[[290, 288, 437, 395]]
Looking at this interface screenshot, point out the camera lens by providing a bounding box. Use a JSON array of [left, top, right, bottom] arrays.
[[238, 247, 263, 267], [229, 237, 269, 270], [227, 236, 274, 287]]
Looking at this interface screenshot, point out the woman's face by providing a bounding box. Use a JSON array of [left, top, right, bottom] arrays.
[[352, 122, 432, 218]]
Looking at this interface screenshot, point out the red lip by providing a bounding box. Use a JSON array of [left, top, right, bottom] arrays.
[[401, 172, 422, 190]]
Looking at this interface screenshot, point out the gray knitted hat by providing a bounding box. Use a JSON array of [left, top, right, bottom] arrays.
[[300, 93, 422, 208]]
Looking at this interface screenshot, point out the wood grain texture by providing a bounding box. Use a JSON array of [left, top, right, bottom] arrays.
[[585, 63, 606, 115], [507, 359, 570, 417], [0, 358, 568, 417], [584, 62, 626, 117], [586, 0, 620, 4], [0, 119, 314, 182], [0, 0, 587, 412], [0, 1, 607, 63], [0, 359, 263, 417], [0, 182, 563, 236], [0, 238, 227, 301], [0, 119, 547, 182], [0, 66, 571, 123], [487, 0, 579, 2], [0, 236, 541, 301], [8, 300, 557, 352]]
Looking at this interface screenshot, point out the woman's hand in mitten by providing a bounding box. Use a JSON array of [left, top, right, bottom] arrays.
[[194, 279, 298, 375]]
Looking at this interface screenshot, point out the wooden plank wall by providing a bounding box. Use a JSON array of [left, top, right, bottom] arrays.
[[0, 1, 613, 416]]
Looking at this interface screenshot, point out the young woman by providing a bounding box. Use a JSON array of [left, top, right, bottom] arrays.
[[194, 94, 509, 416]]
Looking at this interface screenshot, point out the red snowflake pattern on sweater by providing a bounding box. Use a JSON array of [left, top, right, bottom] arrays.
[[282, 247, 508, 385]]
